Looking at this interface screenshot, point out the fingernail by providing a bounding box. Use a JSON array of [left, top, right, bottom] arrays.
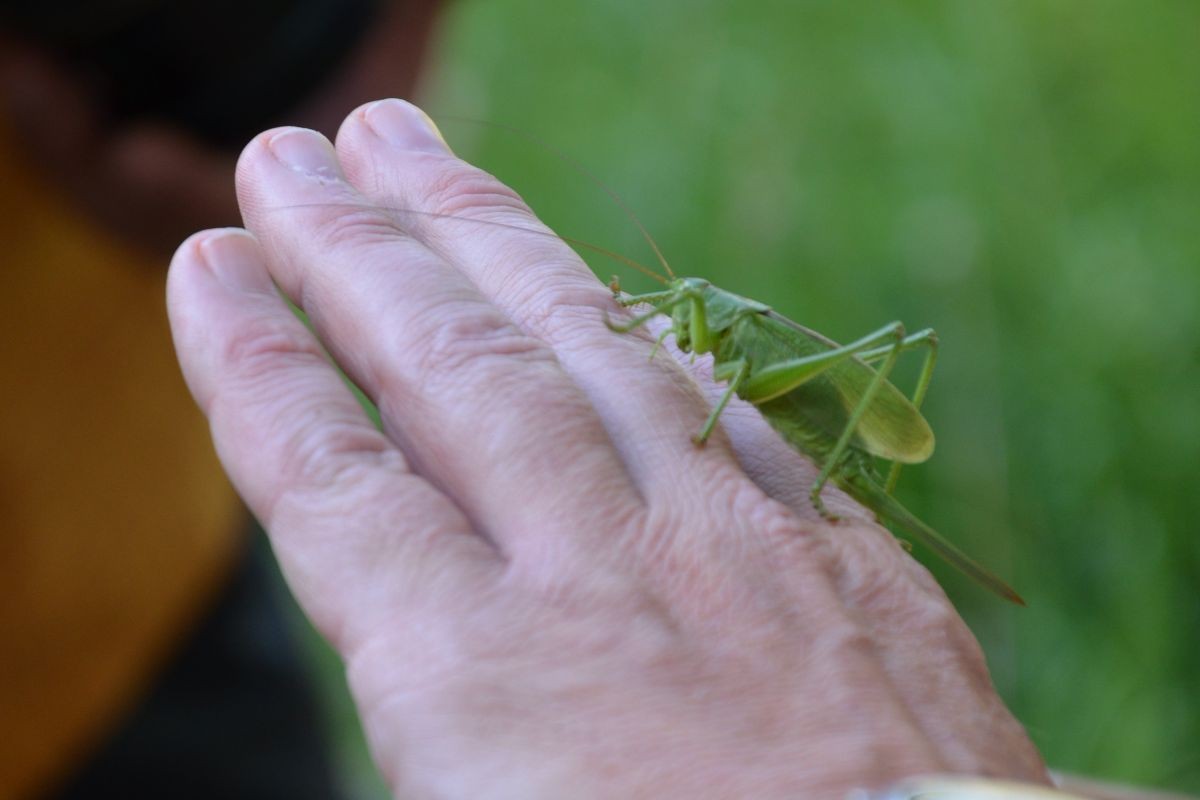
[[268, 127, 342, 177], [363, 99, 450, 152], [198, 229, 271, 293]]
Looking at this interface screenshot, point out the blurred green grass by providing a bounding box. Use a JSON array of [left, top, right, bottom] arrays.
[[300, 0, 1200, 794]]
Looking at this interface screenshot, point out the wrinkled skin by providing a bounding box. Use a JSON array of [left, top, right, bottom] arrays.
[[166, 99, 1049, 799]]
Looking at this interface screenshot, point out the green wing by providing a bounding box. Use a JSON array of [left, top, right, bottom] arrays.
[[751, 311, 935, 464]]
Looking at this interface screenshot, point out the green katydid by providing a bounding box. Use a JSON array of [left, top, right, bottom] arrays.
[[607, 274, 1023, 605]]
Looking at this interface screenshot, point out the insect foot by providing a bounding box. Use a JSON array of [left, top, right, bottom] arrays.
[[810, 486, 842, 523]]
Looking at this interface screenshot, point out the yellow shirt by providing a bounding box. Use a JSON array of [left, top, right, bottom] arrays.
[[0, 124, 243, 797]]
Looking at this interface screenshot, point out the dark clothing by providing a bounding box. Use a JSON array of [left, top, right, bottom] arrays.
[[45, 536, 343, 800]]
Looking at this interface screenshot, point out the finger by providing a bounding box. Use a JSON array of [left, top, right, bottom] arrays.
[[332, 99, 750, 506], [233, 126, 642, 560], [166, 228, 498, 650]]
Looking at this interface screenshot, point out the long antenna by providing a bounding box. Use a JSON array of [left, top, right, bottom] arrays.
[[276, 203, 668, 285], [438, 115, 677, 280], [556, 233, 669, 285]]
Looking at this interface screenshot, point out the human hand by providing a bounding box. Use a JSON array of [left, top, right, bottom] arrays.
[[166, 98, 1048, 799]]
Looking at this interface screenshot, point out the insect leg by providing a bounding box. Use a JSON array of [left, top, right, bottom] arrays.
[[809, 324, 907, 518], [613, 288, 679, 308], [648, 326, 672, 360], [739, 322, 906, 404], [861, 328, 939, 493], [604, 294, 685, 333], [694, 360, 749, 445], [858, 327, 936, 363]]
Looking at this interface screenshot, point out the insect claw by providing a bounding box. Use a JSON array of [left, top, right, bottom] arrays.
[[810, 488, 840, 522], [817, 504, 842, 524]]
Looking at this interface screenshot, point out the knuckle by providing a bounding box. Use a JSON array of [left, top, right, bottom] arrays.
[[861, 561, 992, 675], [220, 313, 325, 379], [471, 234, 611, 343], [737, 482, 838, 568], [270, 411, 393, 498], [931, 605, 991, 676], [408, 302, 556, 389], [317, 203, 409, 253], [816, 616, 877, 663], [902, 590, 968, 644], [908, 605, 994, 692], [728, 477, 804, 539], [421, 160, 530, 222], [519, 282, 614, 342], [835, 542, 914, 607], [213, 315, 394, 476]]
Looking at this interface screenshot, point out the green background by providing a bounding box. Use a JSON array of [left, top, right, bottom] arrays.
[[292, 1, 1200, 795]]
